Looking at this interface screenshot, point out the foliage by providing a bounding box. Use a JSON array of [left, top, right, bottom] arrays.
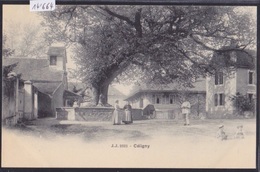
[[4, 21, 48, 58], [41, 6, 256, 105], [230, 93, 255, 114], [3, 34, 15, 58], [3, 63, 21, 98]]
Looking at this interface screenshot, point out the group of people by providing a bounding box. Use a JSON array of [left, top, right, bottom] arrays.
[[112, 99, 192, 126], [217, 124, 245, 141], [112, 100, 133, 125]]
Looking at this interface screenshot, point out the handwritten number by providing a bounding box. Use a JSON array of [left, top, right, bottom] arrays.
[[31, 2, 54, 11]]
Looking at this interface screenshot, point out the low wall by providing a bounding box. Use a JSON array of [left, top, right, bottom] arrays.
[[75, 107, 114, 121], [132, 109, 148, 120], [56, 107, 145, 121]]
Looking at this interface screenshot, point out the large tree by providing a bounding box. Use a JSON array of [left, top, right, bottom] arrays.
[[41, 5, 256, 105]]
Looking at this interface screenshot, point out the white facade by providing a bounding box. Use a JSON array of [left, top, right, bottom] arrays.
[[206, 68, 256, 116]]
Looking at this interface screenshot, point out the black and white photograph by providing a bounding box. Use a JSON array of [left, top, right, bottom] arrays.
[[2, 4, 257, 168]]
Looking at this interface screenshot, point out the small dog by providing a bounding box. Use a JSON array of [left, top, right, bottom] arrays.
[[235, 125, 245, 139]]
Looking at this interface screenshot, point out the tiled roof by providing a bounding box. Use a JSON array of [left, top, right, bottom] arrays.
[[3, 58, 64, 82], [235, 50, 256, 69], [33, 82, 62, 95], [145, 79, 206, 92], [125, 79, 206, 101], [63, 90, 82, 98], [68, 82, 85, 91], [211, 48, 256, 69]]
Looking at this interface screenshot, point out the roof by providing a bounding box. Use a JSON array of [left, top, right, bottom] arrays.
[[108, 86, 126, 97], [3, 58, 64, 82], [47, 46, 67, 63], [63, 90, 82, 99], [68, 82, 85, 91], [125, 79, 206, 101], [33, 82, 62, 95], [211, 48, 256, 69]]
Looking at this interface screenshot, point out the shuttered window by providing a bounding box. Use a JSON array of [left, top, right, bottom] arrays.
[[215, 93, 225, 106], [215, 71, 224, 85], [249, 71, 253, 84]]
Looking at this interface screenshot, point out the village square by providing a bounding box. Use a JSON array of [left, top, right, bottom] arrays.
[[2, 5, 257, 168]]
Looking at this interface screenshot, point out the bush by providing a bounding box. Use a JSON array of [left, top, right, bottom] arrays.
[[230, 93, 255, 115]]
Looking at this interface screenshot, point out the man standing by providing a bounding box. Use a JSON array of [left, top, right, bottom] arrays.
[[181, 100, 191, 126]]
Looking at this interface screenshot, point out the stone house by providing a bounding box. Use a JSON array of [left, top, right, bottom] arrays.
[[2, 47, 81, 125], [206, 49, 256, 118], [125, 79, 206, 119]]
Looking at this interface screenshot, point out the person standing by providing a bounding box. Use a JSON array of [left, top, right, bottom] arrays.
[[123, 102, 133, 124], [181, 100, 191, 126], [112, 100, 121, 125]]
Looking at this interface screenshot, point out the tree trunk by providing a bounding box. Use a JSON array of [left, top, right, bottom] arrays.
[[91, 81, 110, 106], [100, 83, 109, 105], [91, 86, 99, 106]]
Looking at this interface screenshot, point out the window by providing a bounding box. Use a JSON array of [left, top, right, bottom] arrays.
[[249, 71, 253, 84], [153, 95, 162, 104], [219, 93, 225, 106], [50, 56, 57, 65], [214, 93, 225, 106], [170, 98, 173, 104], [215, 71, 223, 85], [156, 97, 160, 104]]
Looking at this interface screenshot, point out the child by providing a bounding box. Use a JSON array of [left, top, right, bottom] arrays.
[[216, 125, 228, 141], [235, 125, 245, 139]]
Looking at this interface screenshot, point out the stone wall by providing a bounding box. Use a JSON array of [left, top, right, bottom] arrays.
[[75, 107, 114, 121]]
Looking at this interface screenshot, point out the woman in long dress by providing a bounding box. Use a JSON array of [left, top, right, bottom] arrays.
[[112, 100, 121, 125], [123, 102, 133, 124]]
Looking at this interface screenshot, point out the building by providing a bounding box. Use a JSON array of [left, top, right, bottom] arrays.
[[206, 48, 256, 117], [2, 46, 81, 125], [125, 79, 206, 119]]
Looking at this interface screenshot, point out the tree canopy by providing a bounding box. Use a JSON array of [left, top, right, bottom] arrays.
[[41, 5, 256, 105]]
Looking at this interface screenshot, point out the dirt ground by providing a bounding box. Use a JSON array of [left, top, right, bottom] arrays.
[[2, 117, 257, 168]]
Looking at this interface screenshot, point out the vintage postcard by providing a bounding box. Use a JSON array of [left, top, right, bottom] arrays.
[[2, 3, 257, 168]]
